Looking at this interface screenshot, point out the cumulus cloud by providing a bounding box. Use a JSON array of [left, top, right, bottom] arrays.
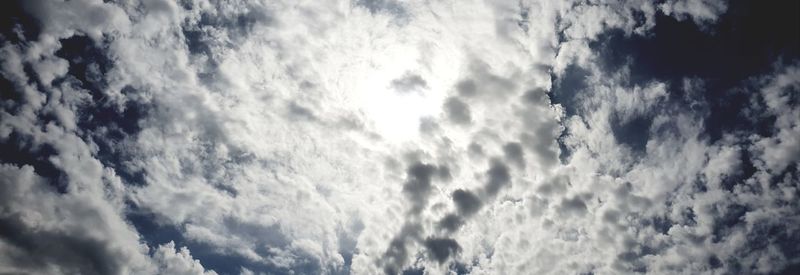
[[390, 72, 428, 93], [1, 0, 797, 274], [443, 97, 472, 125]]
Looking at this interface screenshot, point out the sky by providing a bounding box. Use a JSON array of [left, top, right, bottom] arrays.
[[0, 0, 798, 274]]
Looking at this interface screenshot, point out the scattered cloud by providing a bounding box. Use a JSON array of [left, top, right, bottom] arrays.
[[0, 0, 797, 274]]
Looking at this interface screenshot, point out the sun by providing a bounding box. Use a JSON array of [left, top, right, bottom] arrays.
[[350, 43, 446, 143]]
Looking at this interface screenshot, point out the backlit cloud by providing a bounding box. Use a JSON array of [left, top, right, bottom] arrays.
[[0, 0, 797, 274]]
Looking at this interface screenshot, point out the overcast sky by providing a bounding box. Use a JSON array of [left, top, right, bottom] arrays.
[[0, 0, 798, 274]]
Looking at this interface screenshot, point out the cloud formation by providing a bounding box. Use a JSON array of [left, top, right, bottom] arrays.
[[0, 0, 797, 274]]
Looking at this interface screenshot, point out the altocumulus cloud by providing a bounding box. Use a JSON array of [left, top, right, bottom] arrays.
[[0, 0, 798, 274]]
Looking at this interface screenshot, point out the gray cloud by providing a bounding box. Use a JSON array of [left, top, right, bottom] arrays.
[[287, 101, 318, 121], [0, 214, 123, 275], [452, 189, 482, 216], [519, 121, 561, 168], [354, 0, 407, 16], [402, 162, 438, 215], [456, 80, 478, 97], [558, 196, 588, 217], [484, 160, 511, 197], [435, 160, 514, 238], [390, 72, 428, 93], [502, 142, 525, 168], [382, 161, 451, 272], [3, 0, 797, 274], [443, 97, 472, 125], [381, 223, 422, 275], [456, 61, 519, 101], [423, 237, 461, 264], [468, 142, 484, 158], [438, 214, 465, 233]]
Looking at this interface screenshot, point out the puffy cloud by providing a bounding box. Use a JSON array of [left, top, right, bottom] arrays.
[[1, 0, 798, 274], [153, 242, 218, 275], [751, 65, 800, 173], [390, 72, 428, 94], [423, 237, 461, 264], [452, 189, 482, 216], [443, 97, 472, 125], [0, 164, 153, 275]]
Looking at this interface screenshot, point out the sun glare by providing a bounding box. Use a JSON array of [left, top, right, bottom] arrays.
[[351, 44, 445, 143]]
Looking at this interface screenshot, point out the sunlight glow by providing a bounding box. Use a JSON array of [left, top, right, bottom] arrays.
[[351, 43, 444, 143]]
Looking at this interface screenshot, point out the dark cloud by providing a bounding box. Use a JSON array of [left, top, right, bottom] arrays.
[[602, 209, 621, 224], [0, 215, 122, 275], [383, 162, 451, 273], [484, 160, 511, 197], [468, 142, 484, 158], [503, 142, 525, 168], [391, 73, 428, 93], [401, 266, 424, 275], [402, 162, 438, 214], [354, 0, 407, 18], [436, 161, 513, 234], [536, 175, 568, 196], [423, 237, 461, 264], [456, 79, 477, 97], [522, 88, 548, 105], [443, 97, 472, 125], [437, 214, 464, 233], [382, 223, 422, 275], [452, 189, 482, 216], [519, 120, 560, 167], [437, 166, 452, 182], [558, 196, 588, 217], [288, 101, 318, 121]]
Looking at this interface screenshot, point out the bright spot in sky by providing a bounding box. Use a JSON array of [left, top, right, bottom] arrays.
[[350, 43, 447, 143]]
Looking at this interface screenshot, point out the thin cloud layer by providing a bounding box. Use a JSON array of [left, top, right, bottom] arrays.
[[0, 0, 797, 274]]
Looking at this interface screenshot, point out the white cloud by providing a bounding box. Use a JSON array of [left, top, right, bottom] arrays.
[[2, 0, 798, 274], [751, 65, 800, 173], [153, 241, 218, 275]]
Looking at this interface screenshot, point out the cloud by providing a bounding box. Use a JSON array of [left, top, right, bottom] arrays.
[[1, 0, 798, 274], [751, 65, 800, 173], [153, 242, 218, 275], [659, 0, 728, 25], [452, 189, 482, 216], [0, 164, 154, 275], [423, 237, 461, 264], [354, 0, 407, 18], [390, 72, 428, 93], [557, 196, 588, 217], [502, 142, 525, 168], [484, 160, 511, 197], [380, 223, 422, 275], [402, 162, 439, 215], [443, 97, 472, 125]]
